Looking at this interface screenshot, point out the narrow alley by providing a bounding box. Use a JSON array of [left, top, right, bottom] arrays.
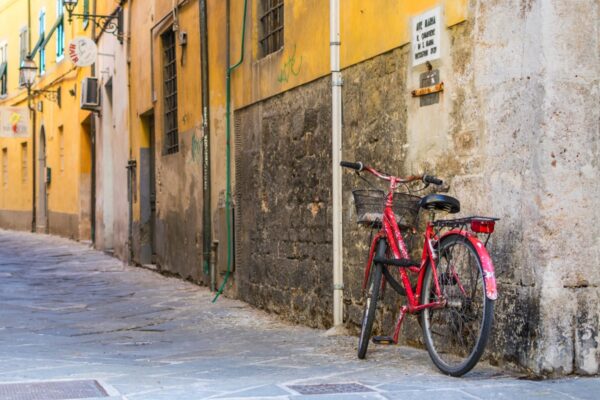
[[0, 229, 597, 400]]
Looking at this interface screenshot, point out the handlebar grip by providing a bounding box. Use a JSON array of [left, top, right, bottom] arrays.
[[423, 175, 443, 185], [340, 161, 363, 171]]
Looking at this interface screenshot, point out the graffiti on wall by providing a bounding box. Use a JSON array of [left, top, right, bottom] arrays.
[[277, 45, 303, 84], [189, 132, 203, 164]]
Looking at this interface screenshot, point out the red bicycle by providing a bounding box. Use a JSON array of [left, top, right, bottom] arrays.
[[341, 161, 498, 376]]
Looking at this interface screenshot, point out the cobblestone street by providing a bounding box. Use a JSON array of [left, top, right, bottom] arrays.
[[0, 229, 597, 399]]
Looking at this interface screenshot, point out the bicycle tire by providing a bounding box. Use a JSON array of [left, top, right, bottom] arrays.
[[420, 234, 494, 376], [357, 239, 386, 359]]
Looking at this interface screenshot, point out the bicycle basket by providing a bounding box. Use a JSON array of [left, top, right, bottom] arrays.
[[352, 189, 421, 229]]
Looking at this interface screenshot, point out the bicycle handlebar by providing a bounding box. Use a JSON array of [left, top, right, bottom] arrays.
[[423, 175, 443, 185], [340, 161, 363, 171], [340, 160, 443, 185]]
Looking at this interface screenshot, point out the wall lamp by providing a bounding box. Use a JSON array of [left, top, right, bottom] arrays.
[[63, 0, 123, 42], [19, 57, 61, 107]]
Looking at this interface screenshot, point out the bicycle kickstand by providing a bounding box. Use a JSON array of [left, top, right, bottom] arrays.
[[372, 305, 408, 345]]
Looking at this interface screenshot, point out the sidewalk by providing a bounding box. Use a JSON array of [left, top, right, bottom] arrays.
[[0, 229, 597, 399]]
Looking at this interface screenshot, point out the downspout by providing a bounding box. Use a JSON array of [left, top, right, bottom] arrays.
[[28, 0, 36, 232], [29, 90, 36, 233], [213, 0, 247, 302], [330, 0, 344, 327], [90, 0, 97, 244], [199, 0, 213, 289]]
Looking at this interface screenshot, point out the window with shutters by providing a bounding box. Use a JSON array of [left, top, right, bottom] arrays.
[[83, 0, 89, 29], [0, 43, 7, 96], [56, 0, 65, 59], [19, 27, 29, 87], [161, 29, 179, 155], [39, 9, 46, 75], [259, 0, 284, 57]]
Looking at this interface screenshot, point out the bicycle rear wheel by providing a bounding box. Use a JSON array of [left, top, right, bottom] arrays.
[[420, 234, 494, 376], [357, 239, 386, 359]]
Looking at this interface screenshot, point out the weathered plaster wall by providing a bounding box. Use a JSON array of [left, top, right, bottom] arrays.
[[148, 1, 207, 283], [94, 20, 130, 260]]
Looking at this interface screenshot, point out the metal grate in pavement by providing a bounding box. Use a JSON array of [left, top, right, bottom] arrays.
[[287, 383, 374, 395], [0, 379, 109, 400]]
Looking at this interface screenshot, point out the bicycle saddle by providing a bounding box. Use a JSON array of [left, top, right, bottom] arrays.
[[419, 194, 460, 214]]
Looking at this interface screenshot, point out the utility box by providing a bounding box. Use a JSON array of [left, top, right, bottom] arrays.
[[80, 77, 100, 110]]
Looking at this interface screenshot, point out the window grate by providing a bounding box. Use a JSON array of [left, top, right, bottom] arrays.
[[259, 0, 284, 57], [162, 29, 179, 155]]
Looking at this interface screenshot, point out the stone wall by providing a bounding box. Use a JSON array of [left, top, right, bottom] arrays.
[[233, 0, 599, 376], [235, 78, 333, 328]]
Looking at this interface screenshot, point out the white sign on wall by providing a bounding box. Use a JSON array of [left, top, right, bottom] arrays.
[[412, 7, 442, 66], [0, 107, 30, 138], [68, 37, 97, 67]]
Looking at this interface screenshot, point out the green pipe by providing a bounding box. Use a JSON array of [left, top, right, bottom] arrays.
[[213, 0, 248, 302]]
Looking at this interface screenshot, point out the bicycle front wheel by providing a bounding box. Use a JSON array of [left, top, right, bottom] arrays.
[[420, 234, 494, 376], [357, 239, 385, 359]]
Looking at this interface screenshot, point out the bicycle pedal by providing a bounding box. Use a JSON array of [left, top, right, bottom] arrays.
[[372, 336, 395, 345]]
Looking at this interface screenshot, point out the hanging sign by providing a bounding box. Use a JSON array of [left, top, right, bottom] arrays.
[[0, 107, 30, 138], [68, 37, 97, 67], [412, 7, 442, 66]]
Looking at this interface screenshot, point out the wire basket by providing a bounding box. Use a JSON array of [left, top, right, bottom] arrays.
[[352, 189, 421, 229]]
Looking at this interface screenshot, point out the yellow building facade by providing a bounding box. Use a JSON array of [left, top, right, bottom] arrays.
[[0, 0, 93, 239]]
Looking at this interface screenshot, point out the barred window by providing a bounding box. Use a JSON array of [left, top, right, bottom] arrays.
[[161, 29, 179, 155], [259, 0, 283, 57]]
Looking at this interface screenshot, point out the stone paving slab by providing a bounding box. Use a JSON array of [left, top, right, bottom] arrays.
[[0, 229, 598, 399]]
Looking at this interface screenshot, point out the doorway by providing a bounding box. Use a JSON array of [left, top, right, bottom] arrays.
[[79, 118, 94, 242], [139, 112, 156, 265]]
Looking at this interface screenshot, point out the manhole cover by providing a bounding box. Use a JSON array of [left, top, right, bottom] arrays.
[[0, 379, 109, 400], [287, 383, 374, 395]]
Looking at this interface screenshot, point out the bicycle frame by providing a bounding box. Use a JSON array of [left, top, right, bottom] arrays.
[[361, 173, 497, 344]]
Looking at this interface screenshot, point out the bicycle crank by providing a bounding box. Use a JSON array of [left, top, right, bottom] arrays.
[[372, 335, 395, 345]]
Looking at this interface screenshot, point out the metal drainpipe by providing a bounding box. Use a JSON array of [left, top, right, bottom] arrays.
[[29, 89, 36, 233], [330, 0, 344, 327], [199, 0, 213, 289], [28, 0, 36, 232], [90, 0, 97, 245], [212, 0, 247, 302]]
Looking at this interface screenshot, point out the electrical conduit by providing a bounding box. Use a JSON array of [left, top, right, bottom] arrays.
[[213, 0, 248, 302]]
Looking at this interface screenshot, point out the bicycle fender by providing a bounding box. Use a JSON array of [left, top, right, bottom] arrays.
[[441, 230, 498, 301]]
